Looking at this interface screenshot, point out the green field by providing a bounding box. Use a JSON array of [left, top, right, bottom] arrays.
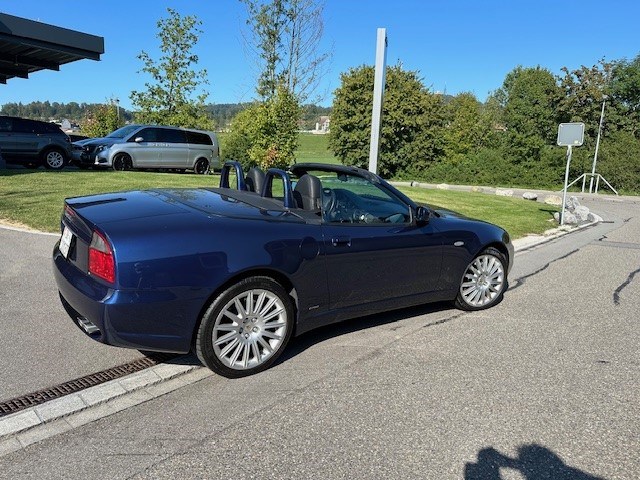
[[295, 133, 338, 164], [0, 169, 557, 237], [217, 132, 338, 165]]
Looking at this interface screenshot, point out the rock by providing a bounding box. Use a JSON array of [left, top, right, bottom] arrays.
[[436, 183, 449, 190], [574, 205, 590, 222], [471, 186, 484, 193], [565, 195, 581, 211], [587, 213, 596, 222], [522, 192, 538, 201], [553, 210, 578, 225], [544, 195, 562, 206], [496, 188, 514, 197]]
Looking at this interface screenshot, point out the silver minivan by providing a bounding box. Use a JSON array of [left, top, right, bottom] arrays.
[[87, 125, 220, 174]]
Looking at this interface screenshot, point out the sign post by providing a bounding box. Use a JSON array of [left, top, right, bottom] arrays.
[[368, 28, 387, 174], [557, 123, 584, 225]]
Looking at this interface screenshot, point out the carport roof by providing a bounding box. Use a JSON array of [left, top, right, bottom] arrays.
[[0, 12, 104, 84]]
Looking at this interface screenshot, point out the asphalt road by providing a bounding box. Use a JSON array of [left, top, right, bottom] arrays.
[[1, 195, 638, 479], [0, 228, 142, 402]]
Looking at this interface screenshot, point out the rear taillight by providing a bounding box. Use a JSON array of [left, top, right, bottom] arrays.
[[88, 230, 115, 284]]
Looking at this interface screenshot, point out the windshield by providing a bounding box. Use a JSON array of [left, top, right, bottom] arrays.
[[106, 125, 141, 139]]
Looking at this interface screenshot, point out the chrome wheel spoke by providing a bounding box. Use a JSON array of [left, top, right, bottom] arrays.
[[460, 254, 505, 307], [213, 288, 288, 371]]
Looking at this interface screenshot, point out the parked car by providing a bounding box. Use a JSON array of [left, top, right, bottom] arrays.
[[72, 125, 220, 174], [0, 115, 72, 169], [53, 162, 513, 377]]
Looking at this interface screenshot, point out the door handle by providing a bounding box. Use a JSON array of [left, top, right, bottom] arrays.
[[331, 236, 351, 247]]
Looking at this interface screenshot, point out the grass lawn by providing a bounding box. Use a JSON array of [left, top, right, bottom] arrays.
[[217, 132, 338, 165], [295, 133, 338, 164], [398, 187, 558, 239], [0, 169, 557, 237]]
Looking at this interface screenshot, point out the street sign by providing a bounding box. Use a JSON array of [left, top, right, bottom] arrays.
[[557, 122, 584, 147], [557, 122, 585, 225]]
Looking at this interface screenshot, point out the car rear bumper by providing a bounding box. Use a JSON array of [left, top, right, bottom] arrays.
[[53, 247, 193, 354]]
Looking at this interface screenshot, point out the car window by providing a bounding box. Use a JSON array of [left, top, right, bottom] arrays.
[[44, 122, 63, 134], [130, 127, 161, 142], [159, 128, 187, 143], [108, 125, 142, 138], [12, 118, 35, 133], [185, 131, 213, 145], [313, 172, 411, 225], [0, 117, 12, 132]]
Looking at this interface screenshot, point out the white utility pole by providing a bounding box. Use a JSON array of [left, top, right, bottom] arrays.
[[368, 28, 387, 174], [589, 96, 606, 193]]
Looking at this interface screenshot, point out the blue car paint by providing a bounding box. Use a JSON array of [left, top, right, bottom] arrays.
[[54, 172, 513, 355]]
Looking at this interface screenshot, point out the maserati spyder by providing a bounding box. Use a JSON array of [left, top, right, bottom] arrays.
[[53, 162, 513, 377]]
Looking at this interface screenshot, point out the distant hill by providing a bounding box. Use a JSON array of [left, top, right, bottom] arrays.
[[0, 101, 332, 131]]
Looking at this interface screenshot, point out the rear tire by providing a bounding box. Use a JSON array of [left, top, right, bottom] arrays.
[[194, 158, 210, 175], [42, 148, 66, 170], [454, 247, 507, 311], [195, 276, 294, 378]]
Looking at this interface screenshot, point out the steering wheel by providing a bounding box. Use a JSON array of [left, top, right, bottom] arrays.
[[322, 188, 336, 214]]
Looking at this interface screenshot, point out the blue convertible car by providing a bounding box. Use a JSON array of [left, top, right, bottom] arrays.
[[53, 162, 513, 377]]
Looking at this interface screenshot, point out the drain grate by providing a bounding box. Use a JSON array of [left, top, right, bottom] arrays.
[[0, 353, 177, 417]]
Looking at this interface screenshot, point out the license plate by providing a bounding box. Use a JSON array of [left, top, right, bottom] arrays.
[[60, 226, 73, 258]]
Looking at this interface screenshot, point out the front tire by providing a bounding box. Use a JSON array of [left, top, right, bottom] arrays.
[[195, 277, 294, 378], [112, 153, 131, 171], [42, 148, 66, 170], [454, 247, 507, 311], [194, 158, 210, 175]]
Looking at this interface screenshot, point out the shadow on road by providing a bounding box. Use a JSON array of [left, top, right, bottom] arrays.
[[150, 301, 459, 370], [465, 444, 604, 480], [280, 300, 458, 365]]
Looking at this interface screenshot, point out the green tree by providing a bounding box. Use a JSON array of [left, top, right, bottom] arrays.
[[494, 66, 560, 162], [130, 8, 213, 129], [556, 60, 619, 142], [444, 92, 492, 160], [81, 102, 122, 138], [611, 54, 640, 137], [224, 85, 300, 170], [241, 0, 330, 103], [329, 65, 445, 178]]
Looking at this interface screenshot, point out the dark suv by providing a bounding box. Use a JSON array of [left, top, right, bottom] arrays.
[[0, 116, 72, 170]]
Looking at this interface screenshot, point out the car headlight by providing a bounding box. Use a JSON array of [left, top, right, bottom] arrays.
[[95, 145, 106, 152]]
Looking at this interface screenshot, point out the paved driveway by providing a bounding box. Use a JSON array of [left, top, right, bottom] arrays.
[[0, 227, 142, 402], [0, 195, 638, 479]]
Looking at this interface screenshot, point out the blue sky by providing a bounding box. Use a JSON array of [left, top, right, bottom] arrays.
[[1, 0, 638, 110]]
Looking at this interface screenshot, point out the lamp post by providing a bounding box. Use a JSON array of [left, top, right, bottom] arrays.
[[115, 98, 120, 123], [589, 95, 607, 193]]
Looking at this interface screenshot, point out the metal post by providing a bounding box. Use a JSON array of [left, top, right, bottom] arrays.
[[589, 97, 606, 193], [368, 28, 387, 174], [561, 145, 573, 225]]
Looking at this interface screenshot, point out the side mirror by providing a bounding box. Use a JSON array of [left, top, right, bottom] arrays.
[[134, 137, 144, 143], [415, 206, 430, 225]]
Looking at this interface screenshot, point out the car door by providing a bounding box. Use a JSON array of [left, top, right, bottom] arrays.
[[319, 174, 443, 310], [0, 117, 16, 157], [157, 128, 188, 168], [11, 118, 39, 159], [126, 127, 164, 168]]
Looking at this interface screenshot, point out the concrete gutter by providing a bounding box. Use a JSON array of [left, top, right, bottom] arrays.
[[0, 189, 604, 455]]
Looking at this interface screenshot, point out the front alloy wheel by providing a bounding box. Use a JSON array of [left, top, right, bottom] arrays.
[[112, 153, 130, 171], [455, 247, 507, 311], [196, 277, 293, 377]]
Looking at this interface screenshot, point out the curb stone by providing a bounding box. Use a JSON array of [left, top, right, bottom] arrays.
[[0, 361, 211, 456]]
